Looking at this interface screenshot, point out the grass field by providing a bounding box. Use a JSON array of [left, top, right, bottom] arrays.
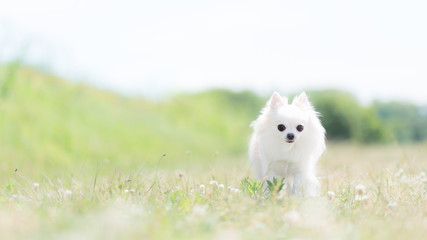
[[0, 65, 426, 239], [1, 143, 426, 240]]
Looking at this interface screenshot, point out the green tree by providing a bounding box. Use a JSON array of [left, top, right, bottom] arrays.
[[308, 90, 390, 143], [373, 101, 427, 142]]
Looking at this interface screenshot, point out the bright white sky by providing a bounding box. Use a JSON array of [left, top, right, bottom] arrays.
[[1, 0, 426, 104]]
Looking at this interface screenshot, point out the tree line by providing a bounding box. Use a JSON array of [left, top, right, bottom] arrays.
[[206, 89, 427, 144]]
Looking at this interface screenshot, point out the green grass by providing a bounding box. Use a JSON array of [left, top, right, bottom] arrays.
[[0, 65, 426, 239], [1, 144, 426, 240]]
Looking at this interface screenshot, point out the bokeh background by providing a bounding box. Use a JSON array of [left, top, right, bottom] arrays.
[[1, 0, 427, 176], [1, 2, 427, 239]]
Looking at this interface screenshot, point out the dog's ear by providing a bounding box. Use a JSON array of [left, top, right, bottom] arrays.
[[292, 92, 313, 109], [268, 92, 286, 110]]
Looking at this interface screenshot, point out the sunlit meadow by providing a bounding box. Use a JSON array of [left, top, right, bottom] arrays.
[[1, 144, 426, 240], [0, 66, 426, 239]]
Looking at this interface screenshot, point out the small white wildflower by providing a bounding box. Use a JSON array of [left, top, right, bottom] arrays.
[[218, 184, 225, 189], [419, 172, 427, 183], [355, 184, 366, 196], [209, 180, 218, 186], [227, 186, 233, 190], [283, 210, 301, 225], [9, 194, 19, 202], [327, 190, 335, 200], [33, 182, 40, 192], [199, 184, 206, 193], [231, 188, 241, 193], [394, 168, 404, 177], [64, 190, 72, 197], [124, 189, 129, 194], [355, 184, 369, 201], [387, 201, 398, 209], [355, 194, 369, 201]]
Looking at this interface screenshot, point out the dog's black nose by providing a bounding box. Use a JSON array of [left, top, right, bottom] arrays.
[[287, 133, 295, 140]]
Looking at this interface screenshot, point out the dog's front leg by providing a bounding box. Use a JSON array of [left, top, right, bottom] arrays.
[[291, 174, 302, 195], [302, 174, 320, 196], [292, 173, 320, 196]]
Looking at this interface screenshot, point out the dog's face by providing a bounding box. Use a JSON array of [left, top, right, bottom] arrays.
[[273, 105, 308, 143], [255, 92, 315, 145]]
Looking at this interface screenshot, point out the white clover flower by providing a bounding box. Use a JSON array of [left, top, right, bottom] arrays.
[[218, 184, 225, 189], [33, 182, 40, 192], [355, 194, 369, 201], [394, 168, 404, 177], [124, 189, 129, 194], [419, 172, 427, 183], [227, 186, 241, 193], [355, 184, 369, 201], [327, 190, 335, 200], [209, 180, 218, 186], [199, 184, 206, 193], [355, 184, 366, 196], [387, 201, 398, 209], [64, 190, 73, 197]]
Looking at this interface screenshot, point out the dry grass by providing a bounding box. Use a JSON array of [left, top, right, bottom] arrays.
[[0, 143, 426, 240]]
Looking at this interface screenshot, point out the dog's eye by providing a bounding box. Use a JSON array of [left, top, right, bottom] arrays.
[[296, 125, 304, 132], [277, 124, 286, 132]]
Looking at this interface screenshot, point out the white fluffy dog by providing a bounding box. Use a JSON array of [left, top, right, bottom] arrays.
[[249, 92, 326, 196]]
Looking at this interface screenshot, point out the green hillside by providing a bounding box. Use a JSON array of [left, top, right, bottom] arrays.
[[0, 66, 260, 180]]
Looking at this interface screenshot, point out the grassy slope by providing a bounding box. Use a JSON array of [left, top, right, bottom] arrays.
[[0, 66, 263, 180]]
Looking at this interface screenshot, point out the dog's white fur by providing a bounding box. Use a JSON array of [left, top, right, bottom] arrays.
[[249, 92, 325, 196]]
